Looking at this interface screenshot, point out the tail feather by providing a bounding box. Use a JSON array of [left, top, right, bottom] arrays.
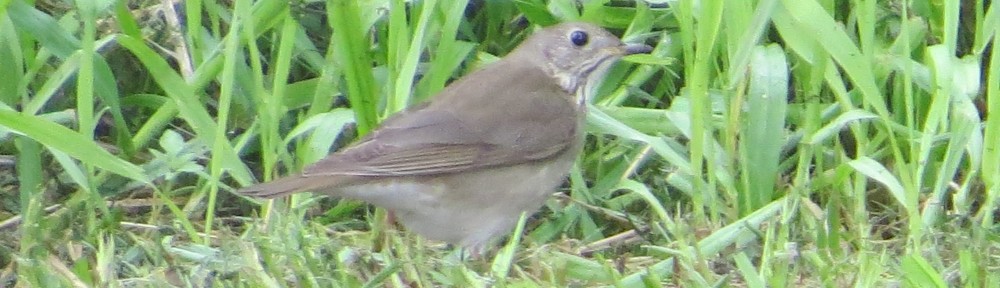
[[237, 176, 320, 199]]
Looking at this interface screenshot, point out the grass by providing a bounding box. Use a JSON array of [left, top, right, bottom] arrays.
[[1, 0, 999, 287]]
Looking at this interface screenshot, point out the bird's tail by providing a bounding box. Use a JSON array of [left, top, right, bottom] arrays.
[[236, 176, 322, 199]]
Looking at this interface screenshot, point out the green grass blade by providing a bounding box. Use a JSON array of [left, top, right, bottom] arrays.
[[0, 110, 148, 183]]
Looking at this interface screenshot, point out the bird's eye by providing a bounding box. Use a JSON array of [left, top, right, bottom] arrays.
[[569, 30, 588, 47]]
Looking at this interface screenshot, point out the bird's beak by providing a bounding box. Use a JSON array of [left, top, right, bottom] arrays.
[[622, 43, 653, 55]]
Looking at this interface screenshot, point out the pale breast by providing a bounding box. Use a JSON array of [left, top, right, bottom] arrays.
[[334, 151, 578, 250]]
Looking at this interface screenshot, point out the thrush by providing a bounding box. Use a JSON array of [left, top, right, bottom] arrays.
[[239, 22, 652, 253]]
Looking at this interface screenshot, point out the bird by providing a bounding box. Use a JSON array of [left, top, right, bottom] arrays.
[[239, 21, 652, 253]]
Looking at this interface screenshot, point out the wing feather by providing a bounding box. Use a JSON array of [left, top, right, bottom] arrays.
[[303, 64, 579, 178]]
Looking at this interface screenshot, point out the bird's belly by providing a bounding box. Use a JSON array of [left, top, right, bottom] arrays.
[[337, 157, 575, 249]]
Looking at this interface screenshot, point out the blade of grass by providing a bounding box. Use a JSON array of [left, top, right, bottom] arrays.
[[328, 0, 378, 134], [116, 35, 253, 184], [0, 110, 147, 182], [741, 44, 788, 213], [619, 197, 784, 286]]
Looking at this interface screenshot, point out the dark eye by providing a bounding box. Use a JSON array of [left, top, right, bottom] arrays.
[[569, 30, 588, 47]]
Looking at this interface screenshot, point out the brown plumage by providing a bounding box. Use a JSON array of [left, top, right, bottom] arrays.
[[239, 22, 651, 252]]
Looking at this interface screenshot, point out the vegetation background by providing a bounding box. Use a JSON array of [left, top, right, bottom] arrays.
[[0, 0, 998, 287]]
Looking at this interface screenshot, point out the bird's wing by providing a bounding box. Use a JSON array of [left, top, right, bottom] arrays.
[[302, 91, 579, 177]]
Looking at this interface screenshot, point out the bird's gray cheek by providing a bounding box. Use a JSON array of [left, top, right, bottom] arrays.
[[542, 48, 554, 63], [544, 47, 570, 65]]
